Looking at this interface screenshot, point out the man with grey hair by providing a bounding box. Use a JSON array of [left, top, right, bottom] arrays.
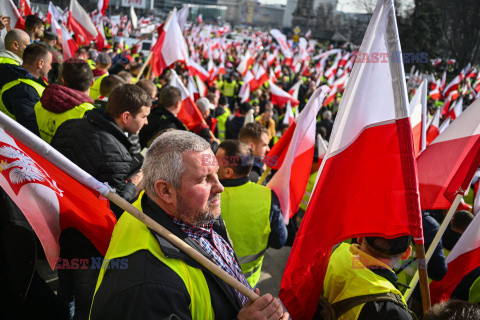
[[90, 130, 288, 320]]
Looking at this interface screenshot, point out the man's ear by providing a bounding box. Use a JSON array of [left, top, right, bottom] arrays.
[[120, 111, 131, 126], [401, 246, 412, 260], [224, 167, 234, 179], [91, 77, 95, 87], [154, 180, 177, 204], [37, 58, 44, 70]]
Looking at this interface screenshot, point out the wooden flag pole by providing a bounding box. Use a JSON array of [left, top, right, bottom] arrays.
[[415, 243, 431, 313], [404, 193, 464, 303], [106, 192, 260, 301], [257, 167, 271, 185], [134, 51, 154, 84]]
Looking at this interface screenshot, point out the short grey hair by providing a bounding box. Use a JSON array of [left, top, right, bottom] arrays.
[[142, 130, 210, 200]]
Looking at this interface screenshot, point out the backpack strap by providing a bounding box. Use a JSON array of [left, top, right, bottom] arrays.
[[332, 292, 417, 320]]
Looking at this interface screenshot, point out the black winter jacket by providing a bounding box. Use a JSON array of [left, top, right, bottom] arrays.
[[91, 195, 244, 319], [0, 63, 46, 136], [139, 104, 186, 149], [51, 108, 137, 210]]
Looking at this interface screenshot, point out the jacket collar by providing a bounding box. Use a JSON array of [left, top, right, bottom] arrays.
[[220, 176, 250, 187], [86, 108, 132, 149]]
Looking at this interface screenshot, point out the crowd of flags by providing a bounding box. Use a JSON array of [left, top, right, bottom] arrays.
[[1, 0, 480, 317]]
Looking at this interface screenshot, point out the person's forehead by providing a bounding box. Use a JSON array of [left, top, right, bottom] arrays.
[[183, 149, 217, 172]]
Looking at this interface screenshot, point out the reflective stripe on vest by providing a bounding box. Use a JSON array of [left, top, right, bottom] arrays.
[[90, 192, 214, 319], [220, 181, 271, 287], [89, 73, 108, 100], [222, 81, 236, 97], [0, 56, 20, 65], [0, 78, 45, 119], [35, 102, 94, 143], [216, 108, 231, 141], [324, 243, 408, 320]]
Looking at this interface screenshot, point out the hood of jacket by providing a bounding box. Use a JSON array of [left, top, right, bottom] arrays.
[[40, 84, 94, 113], [0, 49, 22, 65]]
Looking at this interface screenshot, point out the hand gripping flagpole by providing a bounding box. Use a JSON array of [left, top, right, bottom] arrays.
[[404, 193, 464, 302], [0, 111, 260, 303]]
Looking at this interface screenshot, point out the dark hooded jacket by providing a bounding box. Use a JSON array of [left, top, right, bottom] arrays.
[[0, 63, 46, 135], [39, 83, 94, 113]]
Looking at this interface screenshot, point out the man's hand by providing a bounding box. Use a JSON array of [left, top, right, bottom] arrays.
[[0, 16, 11, 31], [237, 289, 289, 320]]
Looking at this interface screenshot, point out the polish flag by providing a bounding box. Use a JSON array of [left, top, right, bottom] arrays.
[[417, 98, 480, 211], [274, 64, 282, 78], [426, 108, 441, 145], [207, 59, 215, 79], [331, 73, 349, 92], [19, 0, 32, 17], [323, 86, 338, 107], [443, 74, 461, 97], [0, 112, 116, 269], [3, 0, 25, 29], [282, 102, 295, 126], [97, 0, 109, 16], [237, 51, 254, 77], [194, 75, 208, 98], [409, 80, 427, 156], [187, 60, 209, 82], [268, 80, 299, 108], [447, 97, 463, 120], [169, 70, 205, 131], [429, 86, 442, 100], [442, 90, 459, 115], [47, 1, 63, 25], [188, 76, 200, 101], [266, 53, 275, 66], [270, 29, 292, 58], [268, 86, 330, 222], [338, 52, 350, 67], [68, 0, 98, 46], [217, 61, 226, 76], [238, 70, 254, 102], [288, 80, 302, 100], [95, 19, 108, 51], [253, 65, 269, 90], [430, 210, 480, 303], [150, 8, 189, 79], [57, 20, 78, 61], [279, 1, 423, 318]]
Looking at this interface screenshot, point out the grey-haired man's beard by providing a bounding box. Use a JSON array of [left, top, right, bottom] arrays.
[[176, 194, 220, 226]]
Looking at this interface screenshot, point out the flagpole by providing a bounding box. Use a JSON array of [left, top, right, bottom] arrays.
[[133, 51, 153, 84], [404, 193, 464, 302], [106, 191, 260, 302], [257, 167, 271, 185], [415, 243, 431, 313]]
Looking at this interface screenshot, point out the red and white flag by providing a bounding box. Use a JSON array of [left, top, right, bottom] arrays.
[[2, 0, 25, 29], [187, 76, 200, 101], [57, 20, 78, 61], [288, 80, 302, 100], [323, 86, 338, 106], [409, 80, 427, 156], [430, 209, 480, 303], [95, 19, 108, 51], [237, 51, 254, 77], [68, 0, 98, 46], [417, 98, 480, 210], [252, 64, 268, 91], [188, 60, 210, 82], [169, 70, 205, 131], [442, 89, 460, 115], [267, 86, 329, 222], [19, 0, 32, 17], [443, 74, 461, 98], [270, 29, 292, 58], [47, 1, 63, 25], [194, 75, 208, 98], [97, 0, 109, 16], [426, 108, 441, 145], [447, 97, 463, 120], [279, 1, 423, 318], [150, 8, 189, 79], [282, 102, 295, 126], [0, 112, 116, 269], [268, 80, 299, 108]]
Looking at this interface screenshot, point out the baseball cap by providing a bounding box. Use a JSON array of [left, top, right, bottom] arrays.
[[365, 235, 412, 256], [196, 97, 214, 112]]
